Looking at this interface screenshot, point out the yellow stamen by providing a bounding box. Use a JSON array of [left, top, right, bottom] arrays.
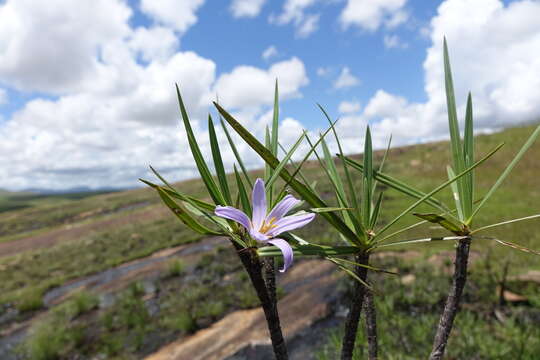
[[259, 217, 278, 233]]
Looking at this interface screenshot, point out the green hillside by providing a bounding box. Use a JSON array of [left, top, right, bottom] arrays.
[[0, 124, 539, 359]]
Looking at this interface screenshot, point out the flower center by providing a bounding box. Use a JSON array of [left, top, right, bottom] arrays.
[[259, 217, 278, 234]]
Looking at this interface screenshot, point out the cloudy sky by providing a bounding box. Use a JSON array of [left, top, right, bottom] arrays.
[[1, 0, 539, 191]]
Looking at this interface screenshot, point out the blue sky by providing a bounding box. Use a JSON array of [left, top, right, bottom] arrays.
[[0, 0, 539, 191]]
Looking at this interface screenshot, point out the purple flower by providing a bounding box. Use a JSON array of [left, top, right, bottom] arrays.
[[215, 178, 315, 272]]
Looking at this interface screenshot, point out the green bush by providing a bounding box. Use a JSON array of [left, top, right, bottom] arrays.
[[16, 287, 44, 313], [166, 259, 185, 277]]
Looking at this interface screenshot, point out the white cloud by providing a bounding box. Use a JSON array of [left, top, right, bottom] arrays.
[[0, 89, 6, 105], [0, 0, 132, 94], [0, 0, 310, 191], [140, 0, 205, 33], [340, 0, 408, 31], [334, 67, 360, 89], [338, 100, 361, 114], [262, 45, 278, 60], [297, 13, 320, 38], [230, 0, 266, 18], [335, 0, 540, 151], [270, 0, 320, 38], [128, 26, 179, 62], [317, 67, 330, 77], [3, 0, 540, 192], [213, 57, 309, 110], [383, 34, 408, 49]]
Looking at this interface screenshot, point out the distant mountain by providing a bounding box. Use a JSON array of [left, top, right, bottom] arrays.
[[21, 186, 123, 195]]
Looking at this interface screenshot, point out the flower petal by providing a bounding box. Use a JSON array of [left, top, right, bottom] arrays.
[[268, 213, 316, 237], [249, 229, 270, 243], [251, 178, 267, 231], [215, 206, 251, 230], [266, 194, 301, 222], [268, 238, 294, 272]]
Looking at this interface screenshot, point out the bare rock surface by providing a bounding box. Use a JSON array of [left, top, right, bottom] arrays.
[[145, 260, 340, 360]]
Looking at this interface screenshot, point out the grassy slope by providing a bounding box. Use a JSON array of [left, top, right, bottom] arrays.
[[1, 124, 539, 305], [1, 124, 539, 359]]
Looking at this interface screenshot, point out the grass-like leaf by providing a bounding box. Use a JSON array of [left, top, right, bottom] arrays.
[[176, 85, 225, 205], [208, 115, 232, 205], [341, 155, 449, 212], [363, 126, 373, 230], [413, 213, 464, 234], [443, 38, 467, 214], [309, 207, 353, 213], [471, 214, 540, 234], [215, 101, 362, 246], [374, 235, 468, 249], [374, 143, 503, 239], [266, 131, 306, 197], [320, 137, 365, 237], [467, 124, 540, 224], [271, 80, 279, 156], [220, 118, 252, 188], [372, 135, 392, 195], [140, 177, 215, 212], [446, 166, 464, 222], [156, 187, 223, 236], [234, 165, 252, 218], [257, 244, 359, 257], [370, 192, 384, 230], [463, 92, 474, 218], [318, 104, 361, 223]]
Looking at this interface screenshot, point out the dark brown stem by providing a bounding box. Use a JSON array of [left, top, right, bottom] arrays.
[[364, 290, 378, 360], [341, 252, 370, 360], [233, 241, 288, 360], [264, 257, 277, 305], [429, 237, 471, 360]]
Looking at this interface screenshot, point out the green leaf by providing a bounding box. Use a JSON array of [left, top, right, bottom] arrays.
[[325, 257, 372, 288], [341, 155, 449, 212], [234, 165, 252, 218], [467, 124, 540, 224], [271, 80, 279, 156], [156, 187, 223, 236], [374, 142, 503, 238], [328, 256, 397, 275], [374, 235, 467, 249], [483, 237, 540, 256], [370, 192, 384, 230], [266, 131, 306, 193], [215, 101, 362, 247], [471, 214, 540, 234], [320, 137, 365, 237], [318, 104, 361, 224], [443, 39, 466, 199], [309, 207, 353, 213], [220, 118, 252, 188], [264, 126, 273, 202], [257, 244, 360, 257], [140, 177, 215, 213], [447, 166, 464, 221], [176, 85, 225, 205], [363, 126, 373, 229], [373, 135, 392, 195], [277, 142, 310, 185], [413, 213, 464, 234], [377, 206, 460, 243], [208, 115, 232, 205], [274, 122, 336, 201], [463, 92, 474, 218]]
